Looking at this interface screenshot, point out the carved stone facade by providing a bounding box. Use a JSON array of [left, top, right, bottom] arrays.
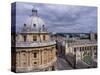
[[11, 8, 57, 73], [11, 45, 56, 72]]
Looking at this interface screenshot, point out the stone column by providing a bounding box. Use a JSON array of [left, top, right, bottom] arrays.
[[20, 51, 22, 67], [42, 50, 44, 65], [48, 49, 50, 62], [28, 51, 30, 67], [39, 50, 41, 66], [53, 47, 56, 59], [18, 51, 20, 67], [41, 50, 43, 65], [47, 49, 49, 63], [16, 52, 19, 67], [50, 49, 52, 61], [26, 51, 28, 68], [30, 51, 32, 67], [49, 49, 51, 61], [45, 50, 47, 64]]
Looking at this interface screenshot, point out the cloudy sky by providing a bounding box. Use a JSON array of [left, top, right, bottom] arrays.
[[13, 2, 97, 33]]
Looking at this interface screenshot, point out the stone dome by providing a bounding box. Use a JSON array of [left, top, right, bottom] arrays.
[[21, 8, 47, 32], [26, 16, 45, 29]]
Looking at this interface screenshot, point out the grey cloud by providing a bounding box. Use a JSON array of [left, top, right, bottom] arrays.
[[15, 2, 97, 33]]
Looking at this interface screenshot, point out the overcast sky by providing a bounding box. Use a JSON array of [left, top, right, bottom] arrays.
[[14, 2, 97, 33]]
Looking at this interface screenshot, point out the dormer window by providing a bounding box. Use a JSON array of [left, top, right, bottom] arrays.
[[33, 24, 36, 27], [24, 24, 26, 27], [43, 25, 44, 27], [23, 24, 28, 31]]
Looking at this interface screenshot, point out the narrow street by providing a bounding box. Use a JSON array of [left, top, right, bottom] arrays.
[[55, 57, 73, 70]]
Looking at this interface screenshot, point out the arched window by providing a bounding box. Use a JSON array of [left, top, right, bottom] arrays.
[[43, 35, 46, 41], [74, 47, 76, 52], [23, 35, 27, 42], [33, 36, 37, 41], [33, 53, 37, 58]]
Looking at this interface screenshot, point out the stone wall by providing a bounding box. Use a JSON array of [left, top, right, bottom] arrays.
[[11, 45, 57, 72]]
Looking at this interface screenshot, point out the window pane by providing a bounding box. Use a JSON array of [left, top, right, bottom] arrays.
[[34, 53, 37, 58], [33, 36, 37, 41]]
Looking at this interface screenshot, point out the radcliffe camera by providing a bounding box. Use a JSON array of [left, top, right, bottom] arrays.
[[11, 2, 97, 73]]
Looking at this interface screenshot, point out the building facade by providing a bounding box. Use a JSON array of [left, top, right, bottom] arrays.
[[65, 40, 97, 60], [65, 38, 97, 67], [11, 8, 57, 73]]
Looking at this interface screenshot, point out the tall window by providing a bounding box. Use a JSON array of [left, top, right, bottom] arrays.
[[33, 36, 37, 41], [82, 47, 84, 51], [23, 35, 26, 42], [33, 53, 37, 58], [43, 35, 46, 41]]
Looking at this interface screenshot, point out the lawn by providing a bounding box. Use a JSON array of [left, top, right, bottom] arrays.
[[83, 55, 92, 65]]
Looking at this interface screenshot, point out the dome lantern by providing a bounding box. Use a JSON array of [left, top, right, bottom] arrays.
[[32, 7, 37, 16]]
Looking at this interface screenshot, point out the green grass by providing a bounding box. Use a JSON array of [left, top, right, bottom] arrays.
[[83, 55, 92, 65]]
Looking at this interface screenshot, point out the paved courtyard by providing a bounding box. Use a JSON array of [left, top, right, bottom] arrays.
[[55, 57, 73, 70]]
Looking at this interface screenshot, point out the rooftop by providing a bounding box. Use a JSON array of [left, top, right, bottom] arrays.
[[66, 39, 97, 47]]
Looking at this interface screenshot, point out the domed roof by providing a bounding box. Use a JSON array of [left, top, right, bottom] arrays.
[[21, 8, 47, 32], [26, 16, 45, 29]]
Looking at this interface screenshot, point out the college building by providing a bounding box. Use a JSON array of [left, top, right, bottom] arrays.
[[11, 8, 57, 73]]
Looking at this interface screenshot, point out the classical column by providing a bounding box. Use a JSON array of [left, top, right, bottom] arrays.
[[30, 51, 32, 67], [50, 49, 52, 61], [48, 49, 50, 63], [39, 50, 41, 66], [41, 50, 42, 65], [28, 51, 30, 67], [16, 52, 19, 67], [47, 49, 49, 63], [42, 50, 44, 65], [19, 51, 21, 67], [48, 49, 50, 62], [45, 50, 47, 64], [48, 49, 51, 62], [26, 51, 28, 68], [53, 47, 56, 59]]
